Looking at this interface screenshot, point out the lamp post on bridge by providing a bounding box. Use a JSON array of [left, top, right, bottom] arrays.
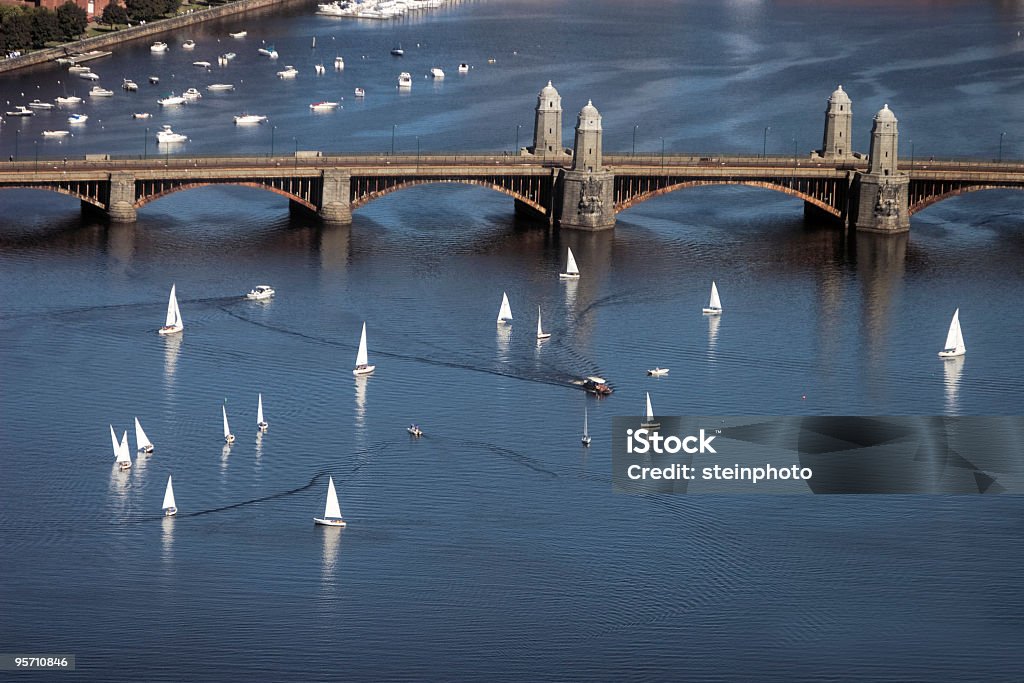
[[762, 126, 771, 160], [660, 136, 665, 172], [416, 135, 420, 171], [271, 125, 276, 158], [144, 126, 149, 160], [792, 136, 797, 170], [391, 124, 396, 155], [34, 140, 38, 171], [15, 130, 19, 162], [910, 139, 914, 172], [293, 137, 298, 170], [514, 124, 522, 156], [632, 123, 639, 156], [999, 131, 1006, 163]]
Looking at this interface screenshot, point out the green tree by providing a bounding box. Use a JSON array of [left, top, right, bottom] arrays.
[[0, 7, 32, 53], [28, 7, 60, 48], [55, 1, 87, 41], [101, 0, 128, 27], [161, 0, 181, 15], [125, 0, 164, 21]]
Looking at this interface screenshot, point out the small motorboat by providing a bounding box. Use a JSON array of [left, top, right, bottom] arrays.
[[582, 376, 613, 396], [150, 42, 168, 53], [407, 425, 423, 437], [314, 63, 326, 75], [78, 71, 100, 81], [397, 71, 412, 89], [27, 99, 54, 110], [67, 65, 91, 74], [334, 56, 344, 70], [429, 67, 445, 79], [68, 113, 88, 124], [390, 45, 404, 56], [55, 96, 82, 105], [276, 65, 298, 79], [192, 60, 212, 68], [156, 124, 188, 143], [157, 94, 186, 105], [182, 87, 202, 100], [122, 79, 138, 91], [309, 101, 339, 110], [182, 39, 196, 50], [647, 368, 670, 377], [230, 31, 247, 38], [353, 87, 365, 98], [132, 112, 151, 119], [245, 285, 275, 300], [89, 86, 114, 97], [42, 130, 70, 137], [149, 75, 160, 84], [233, 113, 267, 124], [207, 83, 235, 91], [5, 106, 34, 116], [458, 63, 469, 73], [223, 52, 237, 60], [258, 45, 279, 59]]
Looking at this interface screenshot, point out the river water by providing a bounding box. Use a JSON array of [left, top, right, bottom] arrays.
[[1, 1, 1023, 681]]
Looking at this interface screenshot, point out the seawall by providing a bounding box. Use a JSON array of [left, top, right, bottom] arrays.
[[0, 0, 306, 75]]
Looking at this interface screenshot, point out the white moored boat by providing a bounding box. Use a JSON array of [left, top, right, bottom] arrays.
[[559, 247, 580, 279], [641, 392, 660, 429], [536, 306, 551, 340], [258, 45, 279, 59], [397, 71, 412, 88], [230, 31, 247, 39], [277, 65, 298, 79], [407, 424, 423, 437], [192, 60, 211, 68], [56, 96, 82, 105], [234, 114, 267, 124], [429, 67, 445, 79], [647, 368, 670, 377], [158, 284, 184, 335], [162, 475, 177, 516], [352, 322, 375, 376], [353, 87, 365, 98], [207, 83, 235, 91], [6, 106, 33, 116], [122, 79, 139, 91], [334, 56, 345, 70], [458, 63, 469, 73], [182, 40, 196, 50], [42, 130, 70, 137], [132, 112, 151, 119], [938, 308, 966, 358], [309, 101, 339, 110], [68, 113, 88, 124], [156, 125, 188, 144], [89, 86, 114, 97], [182, 88, 202, 100], [257, 393, 268, 432], [78, 71, 100, 81], [28, 99, 54, 110], [134, 417, 154, 453], [158, 94, 186, 106], [497, 291, 513, 324], [246, 284, 275, 299], [702, 281, 722, 315], [314, 63, 326, 75], [582, 407, 591, 446], [313, 476, 346, 527], [222, 404, 235, 443], [150, 42, 168, 53]]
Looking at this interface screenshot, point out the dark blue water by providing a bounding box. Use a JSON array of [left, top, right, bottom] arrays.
[[2, 1, 1023, 681]]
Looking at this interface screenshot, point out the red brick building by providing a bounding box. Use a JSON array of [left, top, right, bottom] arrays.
[[0, 0, 112, 19]]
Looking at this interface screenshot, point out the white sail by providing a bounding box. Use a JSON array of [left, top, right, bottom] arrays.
[[134, 417, 153, 452], [355, 322, 369, 367], [162, 475, 176, 510], [324, 476, 342, 519], [709, 281, 721, 310], [566, 248, 579, 275], [536, 306, 549, 339], [945, 309, 965, 353], [497, 292, 513, 323], [257, 393, 264, 425], [115, 430, 132, 464], [222, 404, 231, 438], [110, 424, 120, 458], [583, 407, 589, 438], [645, 392, 655, 421], [164, 284, 178, 327], [172, 290, 182, 328]]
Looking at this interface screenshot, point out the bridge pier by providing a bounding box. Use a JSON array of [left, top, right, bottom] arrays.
[[318, 169, 352, 224], [559, 170, 616, 231], [106, 171, 137, 223]]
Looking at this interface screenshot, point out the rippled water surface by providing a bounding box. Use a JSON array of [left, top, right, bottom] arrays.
[[2, 1, 1023, 681]]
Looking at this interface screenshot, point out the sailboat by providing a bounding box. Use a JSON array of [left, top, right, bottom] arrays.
[[938, 308, 966, 358], [158, 284, 184, 335], [222, 404, 235, 443], [134, 417, 154, 453], [353, 322, 375, 375], [641, 392, 660, 429], [162, 475, 177, 516], [257, 393, 268, 432], [582, 407, 591, 446], [313, 476, 346, 526], [497, 291, 513, 324], [536, 305, 551, 340], [112, 426, 132, 470], [559, 247, 580, 280], [702, 281, 722, 315]]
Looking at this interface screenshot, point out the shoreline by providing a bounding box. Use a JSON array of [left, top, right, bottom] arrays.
[[0, 0, 308, 75]]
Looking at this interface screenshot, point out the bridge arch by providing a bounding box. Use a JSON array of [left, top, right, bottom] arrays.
[[909, 184, 1024, 215], [350, 178, 548, 216], [133, 180, 317, 211], [0, 183, 106, 209], [614, 179, 843, 217]]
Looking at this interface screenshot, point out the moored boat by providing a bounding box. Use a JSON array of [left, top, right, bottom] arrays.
[[156, 125, 188, 143], [89, 86, 114, 97], [42, 130, 70, 137], [55, 96, 82, 105], [277, 65, 298, 78], [429, 67, 445, 79], [132, 112, 151, 119], [150, 42, 168, 53], [246, 284, 275, 299], [353, 87, 365, 97], [157, 93, 186, 105], [207, 83, 235, 92], [309, 101, 339, 110], [78, 71, 101, 81], [122, 79, 138, 91], [182, 87, 202, 100], [67, 113, 88, 124], [5, 106, 34, 116], [233, 113, 267, 124], [182, 39, 196, 50], [352, 322, 375, 375], [397, 71, 412, 88], [28, 99, 54, 110]]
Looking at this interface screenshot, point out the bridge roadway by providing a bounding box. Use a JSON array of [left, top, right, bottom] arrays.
[[0, 152, 1022, 224]]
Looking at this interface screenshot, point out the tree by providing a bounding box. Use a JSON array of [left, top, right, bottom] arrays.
[[161, 0, 181, 15], [0, 7, 32, 53], [125, 0, 165, 22], [28, 7, 60, 48], [101, 0, 128, 27], [56, 1, 87, 41]]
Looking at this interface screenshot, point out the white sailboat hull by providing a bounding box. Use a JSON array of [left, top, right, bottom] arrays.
[[702, 307, 722, 315], [353, 365, 376, 376], [158, 324, 184, 335], [164, 507, 177, 517], [938, 349, 965, 358], [559, 272, 580, 280], [647, 368, 670, 376], [582, 436, 591, 446], [313, 517, 347, 527]]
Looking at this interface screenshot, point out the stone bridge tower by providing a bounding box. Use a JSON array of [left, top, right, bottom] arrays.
[[819, 85, 852, 160], [850, 104, 910, 233], [558, 100, 616, 231], [528, 81, 565, 159]]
